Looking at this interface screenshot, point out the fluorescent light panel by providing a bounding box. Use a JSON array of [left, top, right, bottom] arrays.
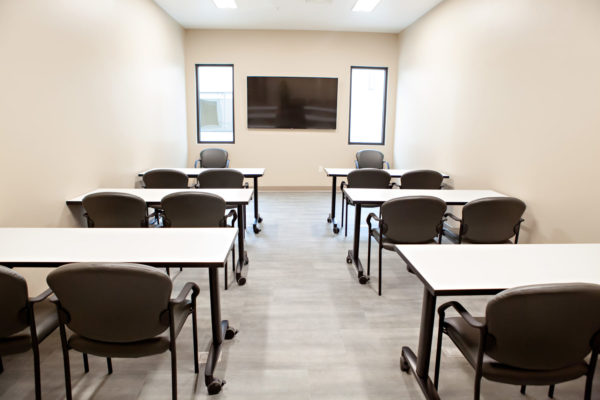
[[352, 0, 380, 12], [212, 0, 237, 9]]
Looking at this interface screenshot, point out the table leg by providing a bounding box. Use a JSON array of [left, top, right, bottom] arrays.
[[328, 176, 340, 233], [252, 177, 262, 234], [235, 204, 248, 285], [400, 288, 441, 400], [205, 266, 238, 395], [345, 204, 368, 284]]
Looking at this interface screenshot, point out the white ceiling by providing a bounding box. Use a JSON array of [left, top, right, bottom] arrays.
[[153, 0, 444, 33]]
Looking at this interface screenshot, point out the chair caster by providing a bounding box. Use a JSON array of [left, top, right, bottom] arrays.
[[346, 256, 352, 264], [327, 217, 332, 223], [400, 355, 410, 372], [258, 217, 263, 223], [225, 327, 238, 340], [237, 277, 246, 286], [358, 275, 369, 284], [207, 379, 225, 395], [253, 225, 261, 234]]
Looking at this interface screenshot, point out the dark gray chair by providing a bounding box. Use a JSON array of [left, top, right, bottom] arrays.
[[196, 169, 248, 229], [434, 283, 600, 400], [0, 266, 58, 400], [161, 192, 237, 290], [366, 196, 446, 295], [194, 148, 229, 168], [340, 168, 392, 237], [443, 197, 526, 244], [82, 192, 148, 228], [142, 169, 189, 189], [47, 262, 199, 400], [355, 149, 389, 169], [400, 169, 443, 189]]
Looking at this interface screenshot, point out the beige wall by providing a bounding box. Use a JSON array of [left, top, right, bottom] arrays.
[[185, 30, 398, 187], [0, 0, 187, 227], [394, 0, 600, 243]]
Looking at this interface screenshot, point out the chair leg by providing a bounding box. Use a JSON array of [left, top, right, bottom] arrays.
[[341, 194, 345, 229], [32, 341, 42, 400], [83, 353, 89, 373], [367, 230, 372, 276], [345, 203, 349, 237], [474, 376, 482, 400], [520, 385, 526, 394], [224, 258, 228, 291], [106, 358, 113, 374], [170, 342, 177, 400], [0, 356, 3, 373], [378, 240, 383, 296], [58, 324, 72, 400], [192, 305, 199, 374], [548, 384, 555, 398], [434, 322, 444, 389], [166, 267, 170, 276], [584, 351, 598, 400]]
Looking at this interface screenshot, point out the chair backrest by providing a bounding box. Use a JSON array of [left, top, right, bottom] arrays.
[[356, 150, 385, 169], [47, 263, 172, 343], [82, 192, 148, 227], [162, 192, 226, 227], [197, 169, 244, 189], [200, 148, 229, 168], [0, 266, 29, 338], [485, 283, 600, 371], [380, 196, 447, 243], [347, 168, 391, 188], [142, 169, 188, 189], [400, 170, 443, 189], [461, 197, 526, 243]]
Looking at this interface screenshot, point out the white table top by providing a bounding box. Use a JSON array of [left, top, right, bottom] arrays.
[[0, 228, 237, 267], [343, 188, 505, 205], [325, 168, 449, 178], [395, 244, 600, 295], [138, 168, 265, 177], [67, 188, 253, 205]]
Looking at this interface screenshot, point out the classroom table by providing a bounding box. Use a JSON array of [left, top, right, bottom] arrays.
[[324, 168, 450, 234], [139, 168, 266, 233], [67, 188, 252, 286], [342, 188, 506, 284], [394, 243, 600, 400], [0, 227, 238, 394]]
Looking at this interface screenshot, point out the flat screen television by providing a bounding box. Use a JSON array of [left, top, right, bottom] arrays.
[[247, 76, 338, 129]]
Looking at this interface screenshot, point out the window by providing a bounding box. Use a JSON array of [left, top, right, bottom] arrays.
[[196, 64, 234, 143], [348, 66, 388, 145]]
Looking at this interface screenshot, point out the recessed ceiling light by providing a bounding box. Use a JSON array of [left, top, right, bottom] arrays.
[[352, 0, 380, 12], [212, 0, 237, 9]]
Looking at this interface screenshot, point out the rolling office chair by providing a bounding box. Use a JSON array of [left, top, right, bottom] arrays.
[[47, 262, 200, 400], [82, 192, 148, 228], [434, 283, 600, 400], [161, 192, 237, 290], [443, 197, 526, 244], [340, 168, 392, 237], [366, 196, 446, 295], [355, 149, 389, 169], [400, 169, 444, 189], [0, 266, 58, 400], [194, 148, 229, 168]]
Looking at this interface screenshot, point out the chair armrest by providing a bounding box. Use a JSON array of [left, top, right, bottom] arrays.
[[384, 161, 390, 169], [226, 160, 230, 168], [340, 181, 348, 191], [224, 209, 237, 227], [444, 212, 462, 222], [438, 301, 485, 329], [354, 160, 359, 168], [366, 212, 381, 231], [194, 159, 201, 168], [29, 288, 53, 303], [390, 182, 400, 189], [171, 282, 200, 305]]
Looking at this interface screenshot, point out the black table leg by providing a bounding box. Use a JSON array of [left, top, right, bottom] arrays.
[[345, 203, 368, 284], [252, 177, 262, 234], [328, 176, 340, 233], [235, 204, 248, 285], [400, 288, 441, 400], [205, 266, 238, 395]]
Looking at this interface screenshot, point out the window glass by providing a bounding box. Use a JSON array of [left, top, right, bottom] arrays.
[[196, 65, 234, 143], [349, 67, 388, 144]]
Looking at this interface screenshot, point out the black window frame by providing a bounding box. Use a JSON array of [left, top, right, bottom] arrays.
[[195, 63, 235, 144], [348, 66, 388, 145]]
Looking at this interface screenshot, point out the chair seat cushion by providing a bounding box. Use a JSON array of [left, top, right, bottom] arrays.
[[68, 300, 192, 358], [443, 223, 514, 244], [444, 317, 588, 385], [0, 299, 58, 355], [372, 229, 437, 250]]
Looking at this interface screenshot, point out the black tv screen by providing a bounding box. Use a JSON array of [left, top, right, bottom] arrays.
[[247, 76, 338, 129]]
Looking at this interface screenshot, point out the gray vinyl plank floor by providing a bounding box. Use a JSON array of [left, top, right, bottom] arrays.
[[1, 191, 598, 399]]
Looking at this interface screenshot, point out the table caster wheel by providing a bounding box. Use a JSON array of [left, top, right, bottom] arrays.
[[400, 355, 410, 372], [253, 225, 261, 234], [346, 256, 352, 264], [258, 217, 263, 223], [207, 379, 225, 395], [333, 226, 340, 234], [237, 277, 246, 286], [225, 327, 238, 340], [359, 275, 369, 284], [327, 217, 332, 223]]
